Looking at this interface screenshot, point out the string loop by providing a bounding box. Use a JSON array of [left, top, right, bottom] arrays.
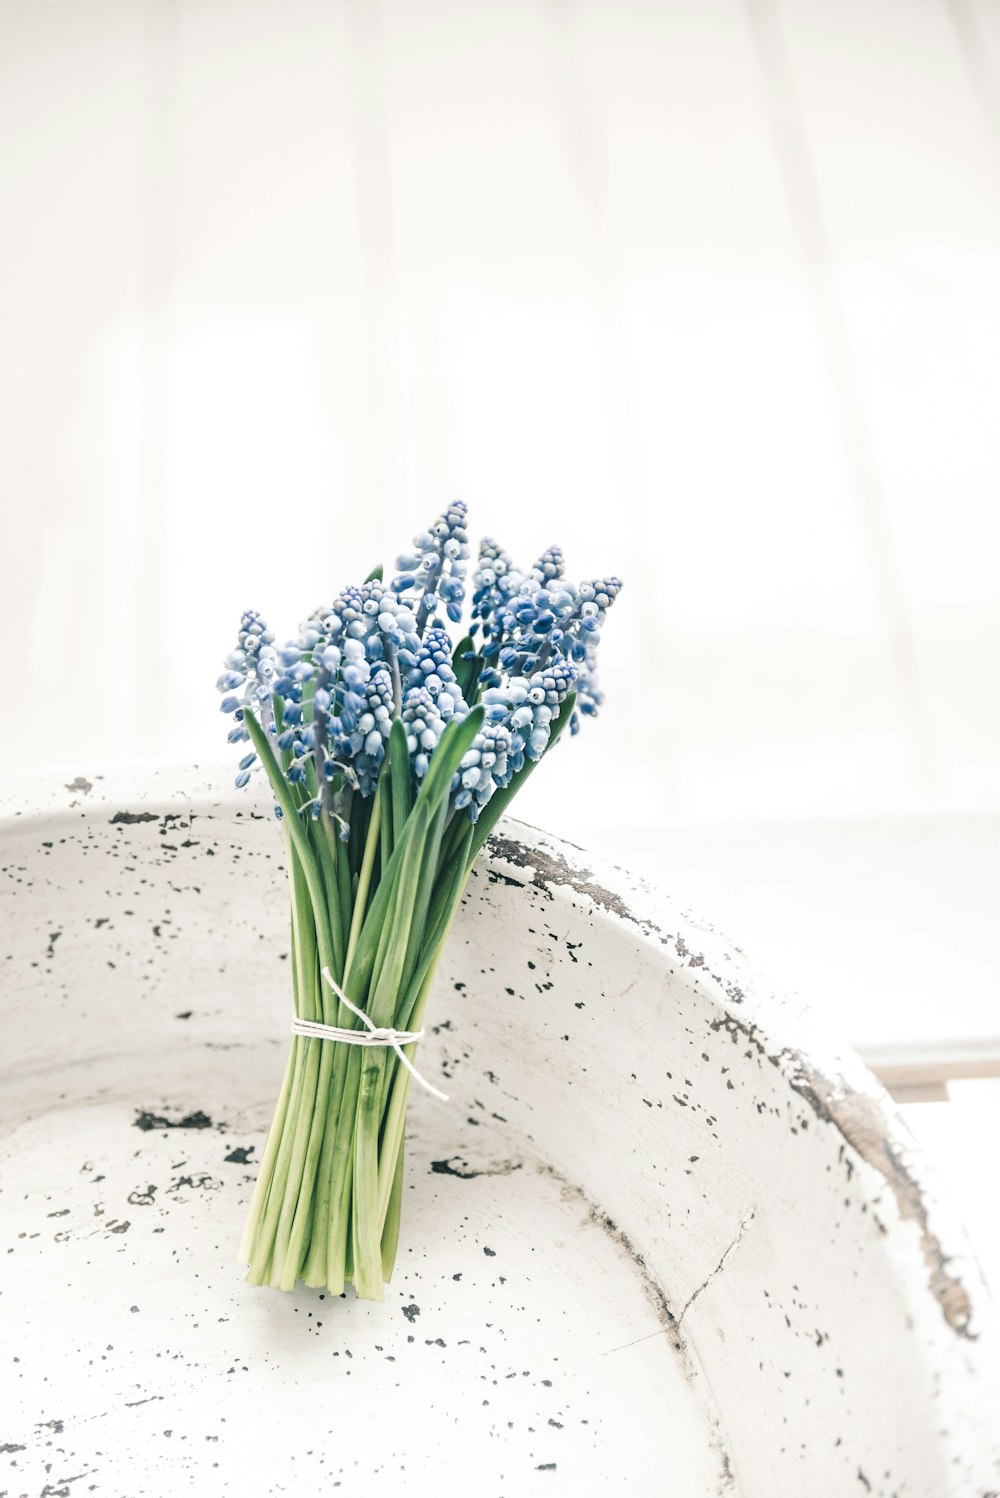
[[286, 968, 448, 1103]]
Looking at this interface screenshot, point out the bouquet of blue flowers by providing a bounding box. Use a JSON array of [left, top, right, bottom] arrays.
[[218, 502, 621, 1298]]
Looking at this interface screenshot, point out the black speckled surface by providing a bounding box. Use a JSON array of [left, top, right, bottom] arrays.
[[2, 766, 998, 1497]]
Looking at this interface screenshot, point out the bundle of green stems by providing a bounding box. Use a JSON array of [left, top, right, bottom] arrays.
[[238, 695, 574, 1298]]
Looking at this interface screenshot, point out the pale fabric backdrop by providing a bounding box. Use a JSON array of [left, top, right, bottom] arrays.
[[3, 0, 1000, 844]]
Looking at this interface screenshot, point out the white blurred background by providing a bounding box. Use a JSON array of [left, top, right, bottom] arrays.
[[3, 0, 1000, 1200]]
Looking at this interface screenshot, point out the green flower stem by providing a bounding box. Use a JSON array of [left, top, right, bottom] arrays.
[[238, 1042, 294, 1268], [281, 858, 337, 1286], [343, 792, 381, 983], [378, 772, 393, 871], [238, 820, 308, 1276], [244, 832, 319, 1283], [312, 818, 345, 988], [280, 1022, 337, 1288], [266, 1034, 320, 1285], [375, 824, 474, 1237], [246, 822, 335, 1287], [350, 799, 434, 1296], [335, 831, 353, 965], [268, 875, 325, 1286], [321, 1042, 364, 1290], [351, 1047, 387, 1298], [436, 803, 470, 880], [243, 710, 336, 980], [388, 720, 412, 842], [380, 1139, 405, 1282]]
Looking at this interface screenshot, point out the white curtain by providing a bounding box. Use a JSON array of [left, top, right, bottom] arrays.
[[4, 0, 1000, 839]]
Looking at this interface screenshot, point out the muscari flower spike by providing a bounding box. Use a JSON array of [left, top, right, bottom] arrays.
[[401, 626, 467, 721], [391, 500, 470, 633], [482, 655, 579, 770], [350, 665, 395, 798], [401, 685, 449, 781], [453, 721, 514, 819], [556, 575, 623, 731], [531, 545, 565, 585], [218, 609, 279, 753]]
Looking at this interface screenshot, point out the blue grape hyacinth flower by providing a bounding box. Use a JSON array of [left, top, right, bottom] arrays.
[[218, 502, 620, 817]]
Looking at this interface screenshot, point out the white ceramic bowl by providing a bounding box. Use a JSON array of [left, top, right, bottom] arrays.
[[2, 767, 997, 1496]]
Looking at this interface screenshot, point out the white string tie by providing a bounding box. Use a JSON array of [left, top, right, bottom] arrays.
[[286, 967, 448, 1103]]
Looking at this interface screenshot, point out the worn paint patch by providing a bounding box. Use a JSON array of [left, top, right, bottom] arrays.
[[709, 1008, 974, 1341], [488, 833, 746, 1004], [788, 1075, 974, 1340], [490, 830, 975, 1344], [536, 1162, 738, 1497], [134, 1108, 215, 1132]]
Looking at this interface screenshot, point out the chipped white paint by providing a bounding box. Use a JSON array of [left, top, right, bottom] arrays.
[[1, 766, 998, 1497]]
